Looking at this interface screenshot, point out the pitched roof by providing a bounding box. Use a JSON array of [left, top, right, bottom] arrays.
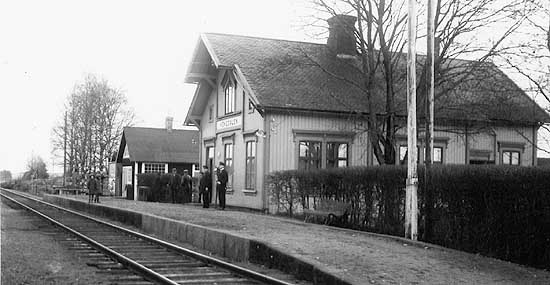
[[188, 33, 549, 124], [121, 127, 199, 163]]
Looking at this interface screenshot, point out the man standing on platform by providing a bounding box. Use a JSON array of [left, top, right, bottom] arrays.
[[168, 168, 181, 203], [216, 162, 228, 210], [87, 172, 98, 203], [199, 165, 212, 208], [181, 169, 192, 203]]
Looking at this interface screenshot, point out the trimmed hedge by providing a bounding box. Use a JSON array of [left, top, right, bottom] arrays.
[[267, 165, 550, 269], [137, 173, 172, 202]]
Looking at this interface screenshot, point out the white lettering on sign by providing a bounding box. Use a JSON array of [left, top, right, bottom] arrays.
[[217, 116, 242, 131]]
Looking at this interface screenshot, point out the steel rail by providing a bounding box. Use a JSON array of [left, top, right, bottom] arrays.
[[1, 191, 178, 285], [1, 188, 295, 285]]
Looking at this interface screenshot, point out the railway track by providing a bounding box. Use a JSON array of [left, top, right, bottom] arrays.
[[0, 189, 296, 285]]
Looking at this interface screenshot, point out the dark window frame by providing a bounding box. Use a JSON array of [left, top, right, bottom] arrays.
[[245, 141, 256, 189]]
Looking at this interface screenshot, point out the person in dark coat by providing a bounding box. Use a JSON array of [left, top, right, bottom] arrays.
[[87, 173, 97, 203], [87, 173, 100, 203], [168, 168, 181, 203], [216, 162, 228, 210], [199, 165, 212, 208], [93, 173, 101, 203], [181, 169, 192, 203]]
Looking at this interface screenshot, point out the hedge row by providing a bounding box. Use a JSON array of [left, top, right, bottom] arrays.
[[137, 173, 199, 202], [267, 165, 550, 269]]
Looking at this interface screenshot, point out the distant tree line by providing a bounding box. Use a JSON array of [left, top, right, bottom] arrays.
[[52, 74, 134, 182], [0, 170, 12, 182]]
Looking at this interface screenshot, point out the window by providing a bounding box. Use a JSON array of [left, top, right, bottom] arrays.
[[399, 145, 408, 164], [327, 142, 348, 168], [502, 150, 520, 165], [224, 80, 235, 114], [224, 143, 234, 188], [433, 147, 443, 163], [248, 99, 254, 113], [298, 141, 321, 170], [123, 145, 130, 159], [206, 146, 214, 170], [143, 163, 165, 173], [245, 141, 256, 189]]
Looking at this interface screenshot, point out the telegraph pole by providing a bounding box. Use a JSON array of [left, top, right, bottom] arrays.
[[424, 0, 436, 240], [406, 0, 419, 240], [63, 111, 67, 186]]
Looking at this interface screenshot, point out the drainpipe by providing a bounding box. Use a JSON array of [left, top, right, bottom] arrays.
[[464, 125, 469, 164]]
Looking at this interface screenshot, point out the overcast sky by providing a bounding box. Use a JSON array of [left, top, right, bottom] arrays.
[[0, 0, 313, 175]]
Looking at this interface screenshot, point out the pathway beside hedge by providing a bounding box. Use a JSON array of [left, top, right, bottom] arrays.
[[62, 195, 549, 284]]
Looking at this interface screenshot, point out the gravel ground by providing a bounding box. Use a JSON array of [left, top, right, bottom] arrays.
[[62, 195, 550, 284], [1, 200, 113, 285]]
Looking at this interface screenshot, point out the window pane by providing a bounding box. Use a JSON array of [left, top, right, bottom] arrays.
[[399, 146, 408, 162], [298, 141, 321, 170], [299, 142, 309, 157], [338, 144, 348, 159], [433, 147, 442, 163], [511, 152, 519, 165], [503, 151, 511, 165]]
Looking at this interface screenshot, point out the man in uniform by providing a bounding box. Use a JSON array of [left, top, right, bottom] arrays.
[[181, 169, 192, 203], [216, 162, 228, 210], [168, 168, 181, 203]]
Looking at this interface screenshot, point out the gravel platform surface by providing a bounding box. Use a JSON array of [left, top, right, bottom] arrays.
[[60, 195, 550, 284], [1, 200, 114, 284]]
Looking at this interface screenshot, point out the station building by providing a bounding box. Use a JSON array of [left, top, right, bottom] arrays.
[[113, 118, 199, 200], [184, 15, 549, 211]]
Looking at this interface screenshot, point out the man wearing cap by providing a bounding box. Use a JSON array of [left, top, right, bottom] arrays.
[[168, 168, 181, 203], [216, 162, 228, 210], [181, 169, 192, 203]]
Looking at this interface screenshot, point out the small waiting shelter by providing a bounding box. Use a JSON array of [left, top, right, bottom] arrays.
[[113, 118, 199, 200]]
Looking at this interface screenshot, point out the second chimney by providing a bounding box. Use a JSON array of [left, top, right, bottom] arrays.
[[327, 15, 357, 57], [165, 116, 173, 133]]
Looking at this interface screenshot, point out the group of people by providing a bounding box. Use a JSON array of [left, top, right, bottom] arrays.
[[87, 173, 102, 203], [198, 162, 228, 210], [87, 163, 228, 207], [168, 169, 193, 203]]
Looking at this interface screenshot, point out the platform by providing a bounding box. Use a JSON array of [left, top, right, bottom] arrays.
[[42, 195, 550, 285]]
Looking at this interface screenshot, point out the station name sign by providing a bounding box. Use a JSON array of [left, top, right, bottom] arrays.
[[217, 115, 242, 132]]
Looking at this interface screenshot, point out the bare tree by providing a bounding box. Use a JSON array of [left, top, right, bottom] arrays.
[[23, 155, 48, 180], [52, 74, 134, 183], [304, 0, 537, 164]]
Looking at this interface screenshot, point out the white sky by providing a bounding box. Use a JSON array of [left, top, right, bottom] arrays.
[[0, 0, 548, 176], [0, 0, 311, 175]]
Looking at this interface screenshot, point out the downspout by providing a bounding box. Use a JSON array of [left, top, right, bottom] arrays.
[[492, 127, 497, 165], [533, 125, 538, 166], [464, 125, 469, 164]]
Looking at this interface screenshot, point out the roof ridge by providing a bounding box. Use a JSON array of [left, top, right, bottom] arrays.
[[203, 32, 485, 65], [124, 126, 197, 133], [203, 32, 326, 47]]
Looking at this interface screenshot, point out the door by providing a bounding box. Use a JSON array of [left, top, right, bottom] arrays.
[[206, 146, 215, 203]]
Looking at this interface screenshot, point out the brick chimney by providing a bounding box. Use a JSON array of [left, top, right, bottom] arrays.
[[327, 15, 357, 57], [165, 116, 173, 133]]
